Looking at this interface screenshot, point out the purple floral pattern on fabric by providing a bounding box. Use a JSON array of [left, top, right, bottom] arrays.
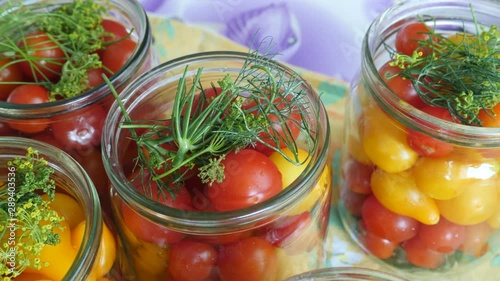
[[138, 0, 395, 83]]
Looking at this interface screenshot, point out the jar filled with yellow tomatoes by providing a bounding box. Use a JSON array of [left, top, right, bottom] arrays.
[[102, 51, 333, 281], [0, 137, 117, 281], [339, 0, 500, 279], [0, 0, 157, 213]]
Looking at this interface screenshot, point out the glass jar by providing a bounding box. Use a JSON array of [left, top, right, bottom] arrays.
[[284, 267, 409, 281], [339, 0, 500, 279], [102, 51, 333, 281], [0, 0, 157, 214], [0, 137, 117, 280]]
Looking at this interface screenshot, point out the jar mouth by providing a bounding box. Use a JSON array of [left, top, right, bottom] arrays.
[[284, 267, 409, 281], [364, 0, 500, 146], [0, 136, 102, 280], [0, 0, 152, 118], [102, 51, 330, 234]]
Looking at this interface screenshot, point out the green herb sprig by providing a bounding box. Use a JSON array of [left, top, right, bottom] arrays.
[[0, 0, 116, 100], [0, 148, 63, 280], [110, 50, 318, 199], [389, 7, 500, 126]]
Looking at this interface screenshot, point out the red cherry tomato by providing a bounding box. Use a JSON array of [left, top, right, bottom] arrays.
[[18, 31, 66, 81], [101, 19, 129, 42], [6, 84, 50, 133], [402, 236, 446, 269], [51, 104, 106, 150], [361, 195, 419, 243], [407, 106, 455, 158], [459, 222, 494, 257], [217, 236, 278, 281], [206, 149, 282, 211], [101, 38, 136, 74], [86, 68, 106, 89], [340, 187, 368, 217], [0, 58, 24, 100], [395, 22, 436, 56], [418, 217, 465, 253], [260, 211, 312, 248], [122, 172, 193, 245], [343, 158, 373, 195], [378, 61, 425, 108], [360, 221, 399, 259], [168, 240, 217, 281]]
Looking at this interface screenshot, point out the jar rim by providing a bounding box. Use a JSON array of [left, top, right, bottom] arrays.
[[0, 136, 102, 280], [102, 51, 331, 233], [363, 0, 500, 145], [284, 267, 409, 281], [0, 0, 152, 118]]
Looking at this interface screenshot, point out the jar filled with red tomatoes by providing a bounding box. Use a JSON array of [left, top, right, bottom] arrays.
[[0, 137, 117, 281], [0, 0, 157, 213], [339, 0, 500, 279], [102, 51, 333, 281]]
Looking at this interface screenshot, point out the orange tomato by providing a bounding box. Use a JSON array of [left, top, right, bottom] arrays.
[[42, 192, 85, 229], [72, 220, 116, 279], [24, 219, 78, 280]]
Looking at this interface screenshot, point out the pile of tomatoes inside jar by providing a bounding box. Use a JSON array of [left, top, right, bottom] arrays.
[[341, 21, 500, 271]]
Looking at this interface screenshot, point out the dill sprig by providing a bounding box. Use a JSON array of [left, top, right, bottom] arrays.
[[111, 50, 318, 199], [0, 148, 63, 280], [0, 0, 109, 100], [389, 8, 500, 126]]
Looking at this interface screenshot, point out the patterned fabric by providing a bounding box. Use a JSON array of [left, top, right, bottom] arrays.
[[146, 3, 500, 279]]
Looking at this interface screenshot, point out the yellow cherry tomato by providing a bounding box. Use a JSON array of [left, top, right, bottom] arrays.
[[371, 169, 440, 225], [437, 179, 498, 225], [72, 220, 116, 279], [346, 134, 372, 165], [289, 165, 331, 216], [361, 105, 418, 173], [25, 219, 77, 281], [413, 156, 499, 200], [269, 148, 310, 189], [487, 193, 500, 229], [42, 192, 85, 229], [132, 240, 169, 280]]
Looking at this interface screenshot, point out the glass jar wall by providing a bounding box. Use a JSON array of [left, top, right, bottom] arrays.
[[0, 0, 157, 214], [339, 0, 500, 279], [102, 51, 333, 281], [0, 137, 117, 280]]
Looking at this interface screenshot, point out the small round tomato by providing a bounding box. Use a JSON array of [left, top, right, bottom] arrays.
[[460, 222, 494, 257], [378, 61, 425, 108], [269, 147, 310, 189], [342, 158, 373, 195], [341, 187, 368, 217], [168, 240, 217, 281], [418, 217, 465, 253], [478, 102, 500, 127], [101, 19, 129, 42], [18, 31, 66, 81], [6, 84, 50, 133], [122, 175, 193, 245], [217, 236, 278, 281], [101, 38, 136, 74], [0, 58, 24, 100], [407, 106, 454, 158], [51, 104, 106, 150], [207, 149, 282, 211], [360, 226, 399, 259], [402, 236, 446, 269], [86, 68, 106, 89], [42, 192, 84, 229], [260, 211, 312, 248], [361, 195, 419, 242], [395, 22, 436, 56]]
